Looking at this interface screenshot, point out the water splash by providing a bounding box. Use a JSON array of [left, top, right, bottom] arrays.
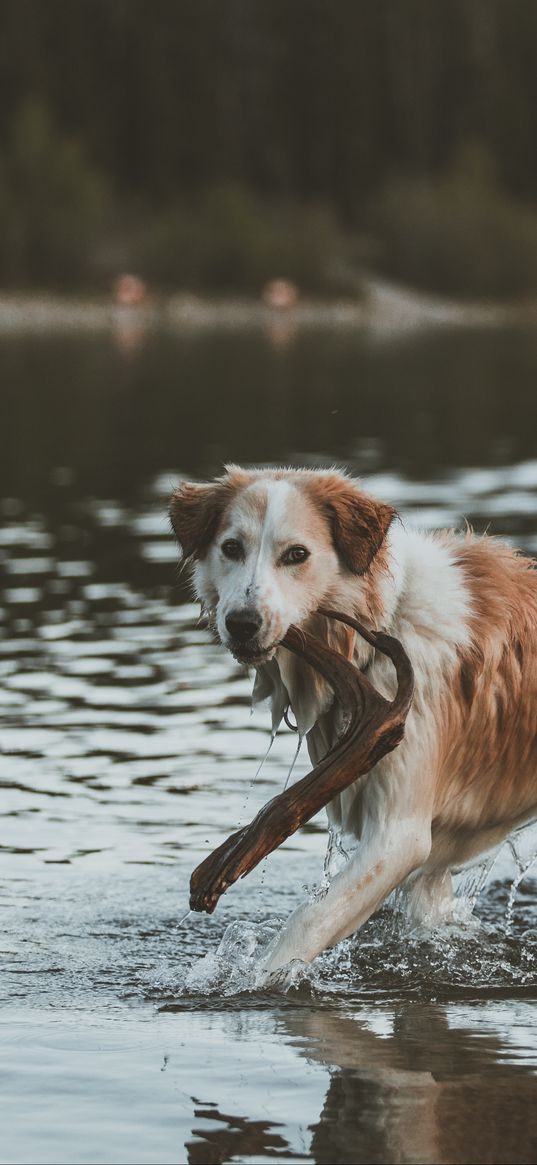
[[282, 732, 304, 792], [167, 827, 537, 1003], [180, 918, 311, 996], [323, 824, 356, 882], [159, 882, 537, 1005], [237, 728, 277, 827], [452, 850, 501, 924], [259, 733, 305, 892], [310, 892, 537, 1000], [505, 823, 537, 932]]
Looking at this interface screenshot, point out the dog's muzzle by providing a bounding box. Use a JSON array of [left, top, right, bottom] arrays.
[[225, 607, 264, 657]]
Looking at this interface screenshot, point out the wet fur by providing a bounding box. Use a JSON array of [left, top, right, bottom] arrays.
[[170, 467, 537, 969]]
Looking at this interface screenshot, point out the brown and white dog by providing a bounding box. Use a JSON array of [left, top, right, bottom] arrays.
[[170, 465, 537, 971]]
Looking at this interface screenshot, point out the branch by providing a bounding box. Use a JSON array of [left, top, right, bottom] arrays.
[[189, 609, 414, 913]]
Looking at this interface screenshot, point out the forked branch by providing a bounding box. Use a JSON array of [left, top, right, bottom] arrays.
[[189, 609, 414, 913]]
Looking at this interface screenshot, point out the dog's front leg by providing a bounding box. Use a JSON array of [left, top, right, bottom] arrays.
[[261, 808, 432, 972]]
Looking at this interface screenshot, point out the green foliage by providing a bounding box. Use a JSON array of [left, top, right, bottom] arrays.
[[3, 97, 537, 300], [370, 145, 537, 299], [133, 184, 348, 294], [0, 97, 110, 286], [0, 100, 350, 294], [1, 6, 537, 297]]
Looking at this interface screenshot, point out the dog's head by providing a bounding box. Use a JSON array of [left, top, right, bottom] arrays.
[[170, 466, 394, 664]]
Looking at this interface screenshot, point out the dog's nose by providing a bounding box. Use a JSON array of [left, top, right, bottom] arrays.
[[225, 609, 262, 643]]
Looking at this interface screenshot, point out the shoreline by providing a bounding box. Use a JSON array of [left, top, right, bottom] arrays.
[[0, 279, 536, 337]]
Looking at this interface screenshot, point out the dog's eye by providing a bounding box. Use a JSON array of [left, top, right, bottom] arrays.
[[282, 545, 310, 566], [221, 538, 243, 561]]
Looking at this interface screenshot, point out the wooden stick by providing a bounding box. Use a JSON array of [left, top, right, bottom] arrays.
[[189, 609, 414, 913]]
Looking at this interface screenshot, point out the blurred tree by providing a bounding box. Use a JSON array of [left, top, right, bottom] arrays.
[[1, 0, 536, 210], [0, 0, 536, 293], [0, 97, 109, 285], [370, 141, 537, 298]]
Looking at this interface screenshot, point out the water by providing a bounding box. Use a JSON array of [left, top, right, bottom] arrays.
[[2, 319, 537, 1164]]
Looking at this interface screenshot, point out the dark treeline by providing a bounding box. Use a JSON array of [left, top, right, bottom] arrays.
[[1, 0, 537, 295]]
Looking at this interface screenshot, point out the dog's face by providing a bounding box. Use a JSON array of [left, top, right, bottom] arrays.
[[170, 467, 394, 664]]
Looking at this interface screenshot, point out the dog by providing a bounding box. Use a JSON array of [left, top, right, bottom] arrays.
[[170, 465, 537, 971]]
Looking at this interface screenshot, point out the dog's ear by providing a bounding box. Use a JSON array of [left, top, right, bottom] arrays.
[[310, 476, 395, 574], [169, 479, 234, 560]]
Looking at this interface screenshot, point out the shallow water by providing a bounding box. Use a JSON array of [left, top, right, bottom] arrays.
[[2, 322, 537, 1164]]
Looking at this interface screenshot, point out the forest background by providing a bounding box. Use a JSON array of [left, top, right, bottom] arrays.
[[2, 0, 537, 301]]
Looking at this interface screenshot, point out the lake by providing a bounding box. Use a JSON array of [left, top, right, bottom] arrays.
[[2, 315, 537, 1164]]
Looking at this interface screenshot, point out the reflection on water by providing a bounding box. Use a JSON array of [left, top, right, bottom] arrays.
[[2, 323, 537, 500], [2, 323, 537, 1163], [186, 1101, 298, 1164], [298, 1006, 537, 1165]]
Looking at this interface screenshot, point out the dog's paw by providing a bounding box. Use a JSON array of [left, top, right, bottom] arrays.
[[255, 955, 312, 993]]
